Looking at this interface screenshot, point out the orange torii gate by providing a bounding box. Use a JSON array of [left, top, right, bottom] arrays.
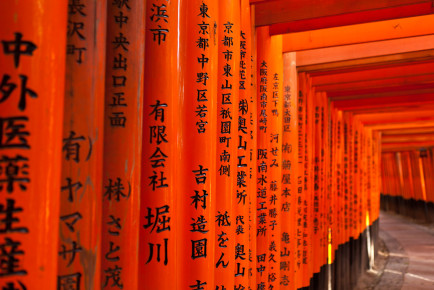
[[5, 0, 434, 289]]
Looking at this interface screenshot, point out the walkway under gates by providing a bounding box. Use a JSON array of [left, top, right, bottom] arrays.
[[1, 0, 434, 289], [376, 212, 434, 290]]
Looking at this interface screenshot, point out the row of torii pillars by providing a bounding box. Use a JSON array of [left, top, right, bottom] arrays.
[[1, 1, 383, 289]]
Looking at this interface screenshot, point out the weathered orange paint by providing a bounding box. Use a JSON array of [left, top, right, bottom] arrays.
[[102, 1, 144, 289], [0, 1, 67, 288], [58, 0, 106, 289]]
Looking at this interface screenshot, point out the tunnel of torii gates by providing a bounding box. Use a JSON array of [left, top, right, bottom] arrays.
[[3, 0, 434, 289]]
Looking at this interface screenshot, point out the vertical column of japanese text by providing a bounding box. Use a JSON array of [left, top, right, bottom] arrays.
[[58, 1, 106, 289], [0, 1, 68, 289]]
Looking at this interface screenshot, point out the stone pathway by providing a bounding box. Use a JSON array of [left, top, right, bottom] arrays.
[[376, 211, 434, 290]]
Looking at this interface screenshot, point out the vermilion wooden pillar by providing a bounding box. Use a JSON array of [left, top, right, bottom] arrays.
[[319, 92, 329, 277], [359, 123, 364, 237], [411, 151, 424, 202], [329, 107, 339, 265], [0, 1, 67, 289], [349, 116, 356, 240], [365, 130, 373, 231], [249, 5, 258, 288], [215, 1, 240, 288], [417, 151, 428, 203], [360, 128, 367, 239], [268, 33, 283, 290], [335, 110, 344, 260], [381, 153, 392, 198], [388, 152, 397, 197], [371, 130, 380, 224], [296, 72, 307, 289], [313, 92, 323, 278], [343, 113, 350, 245], [421, 148, 434, 203], [320, 93, 331, 283], [403, 152, 416, 201], [305, 77, 314, 283], [103, 1, 144, 289], [329, 106, 337, 266], [178, 1, 218, 288], [282, 52, 298, 290], [372, 131, 381, 223], [343, 112, 351, 284], [396, 152, 405, 201], [352, 117, 358, 240], [298, 72, 313, 287], [388, 152, 399, 199], [353, 120, 361, 238], [364, 129, 369, 232], [236, 0, 253, 288], [139, 0, 179, 289], [365, 128, 371, 230], [256, 26, 270, 290], [58, 1, 106, 289]]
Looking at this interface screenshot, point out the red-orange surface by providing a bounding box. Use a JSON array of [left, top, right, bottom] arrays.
[[177, 1, 218, 288], [0, 1, 67, 288], [58, 1, 106, 289], [140, 0, 177, 288]]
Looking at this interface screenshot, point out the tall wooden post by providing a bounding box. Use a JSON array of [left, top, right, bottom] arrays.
[[178, 1, 218, 288], [282, 52, 298, 289], [102, 1, 144, 289], [296, 73, 307, 289], [58, 1, 106, 289], [353, 120, 361, 240], [256, 26, 270, 290], [249, 4, 258, 289], [324, 95, 333, 288], [268, 33, 283, 290], [139, 0, 178, 288], [298, 73, 313, 288], [0, 1, 68, 289], [215, 1, 240, 288], [319, 92, 329, 284], [372, 131, 381, 223], [329, 106, 339, 287], [236, 1, 253, 288], [335, 109, 344, 288], [305, 77, 314, 284], [313, 92, 323, 280]]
